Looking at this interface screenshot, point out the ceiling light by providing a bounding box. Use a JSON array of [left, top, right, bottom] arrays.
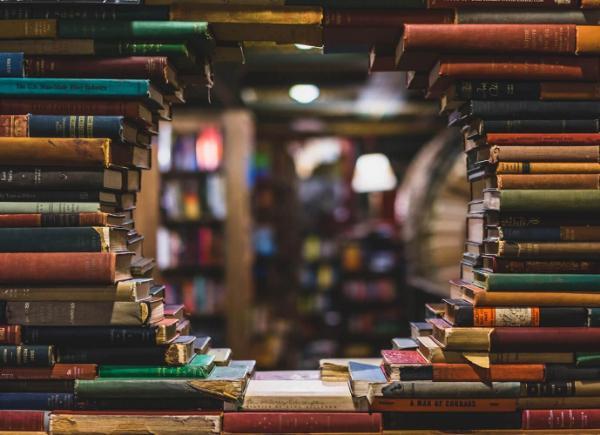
[[351, 153, 397, 193], [289, 84, 320, 104]]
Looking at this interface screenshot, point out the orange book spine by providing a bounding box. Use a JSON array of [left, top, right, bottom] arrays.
[[432, 363, 544, 382], [0, 325, 21, 344], [474, 292, 600, 307], [576, 26, 600, 54], [475, 307, 540, 327], [487, 133, 600, 145], [496, 162, 600, 174], [490, 145, 598, 163], [371, 397, 517, 413], [582, 0, 600, 7], [0, 137, 109, 167], [541, 82, 600, 100], [497, 174, 600, 189]]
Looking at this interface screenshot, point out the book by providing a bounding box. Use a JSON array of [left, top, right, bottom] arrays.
[[6, 299, 163, 326], [323, 9, 453, 26], [319, 358, 383, 381], [0, 252, 132, 284], [432, 363, 544, 382], [0, 5, 169, 20], [522, 380, 600, 397], [474, 271, 600, 290], [0, 364, 96, 380], [455, 101, 600, 122], [347, 361, 388, 398], [22, 319, 178, 346], [0, 227, 128, 252], [428, 0, 578, 6], [222, 412, 382, 433], [484, 189, 600, 213], [523, 409, 600, 429], [207, 347, 232, 366], [98, 353, 215, 378], [0, 19, 55, 39], [443, 298, 473, 326], [0, 52, 23, 78], [455, 10, 600, 24], [474, 307, 588, 327], [0, 345, 55, 366], [391, 338, 418, 350], [241, 379, 360, 411], [379, 381, 520, 399], [383, 411, 522, 430], [466, 119, 600, 136], [0, 325, 21, 344], [381, 350, 431, 381], [0, 392, 74, 410], [428, 318, 492, 351], [483, 256, 600, 273], [49, 412, 222, 435], [0, 410, 48, 432], [491, 327, 600, 352], [371, 397, 517, 412], [0, 379, 74, 392]]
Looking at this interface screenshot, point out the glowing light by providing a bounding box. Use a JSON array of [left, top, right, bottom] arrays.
[[351, 153, 397, 193], [295, 44, 316, 50], [289, 84, 320, 104]]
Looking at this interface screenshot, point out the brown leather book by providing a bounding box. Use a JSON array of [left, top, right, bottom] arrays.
[[0, 252, 132, 284], [323, 9, 454, 26], [371, 397, 517, 412], [487, 133, 600, 145], [493, 174, 600, 189], [429, 0, 578, 6], [0, 325, 21, 345], [496, 162, 600, 174], [433, 363, 544, 382], [0, 364, 96, 380], [541, 82, 600, 100]]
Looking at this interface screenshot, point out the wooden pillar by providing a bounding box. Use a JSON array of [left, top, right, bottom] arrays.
[[222, 110, 255, 358]]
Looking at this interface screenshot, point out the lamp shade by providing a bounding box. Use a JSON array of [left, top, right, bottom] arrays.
[[351, 153, 397, 193]]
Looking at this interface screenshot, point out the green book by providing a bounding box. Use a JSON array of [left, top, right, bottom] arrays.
[[98, 354, 215, 378], [59, 21, 212, 42], [484, 189, 600, 213], [576, 352, 600, 367], [474, 270, 600, 291]]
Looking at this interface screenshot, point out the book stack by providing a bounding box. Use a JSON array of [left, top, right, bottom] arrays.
[[0, 2, 252, 434], [361, 1, 600, 433]]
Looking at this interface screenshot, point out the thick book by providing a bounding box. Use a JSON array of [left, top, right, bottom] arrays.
[[348, 362, 388, 398], [0, 410, 48, 431], [6, 299, 163, 326], [485, 240, 600, 259], [0, 345, 55, 366], [443, 298, 473, 327], [428, 0, 578, 7], [0, 379, 74, 393], [545, 365, 600, 381], [381, 350, 431, 381], [379, 381, 520, 398], [222, 412, 381, 433], [0, 191, 135, 210], [0, 19, 55, 39], [0, 364, 96, 380], [74, 397, 223, 411], [432, 363, 544, 382], [323, 9, 453, 26], [22, 319, 178, 346], [428, 318, 492, 351], [0, 279, 152, 302], [456, 101, 600, 122], [484, 189, 600, 213], [0, 325, 21, 344], [0, 227, 127, 252], [371, 397, 517, 412], [0, 99, 153, 126], [49, 412, 221, 435], [0, 252, 132, 284], [98, 353, 215, 378], [0, 392, 73, 410], [472, 144, 600, 164], [493, 162, 600, 175], [483, 256, 600, 274], [487, 174, 600, 190], [491, 327, 600, 352], [522, 380, 600, 397], [523, 409, 600, 429], [467, 119, 600, 135], [475, 271, 600, 290], [383, 411, 522, 430], [474, 307, 588, 327]]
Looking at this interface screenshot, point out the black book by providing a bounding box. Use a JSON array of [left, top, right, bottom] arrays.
[[443, 298, 473, 327], [0, 380, 74, 393], [464, 119, 600, 138], [22, 325, 165, 347], [383, 412, 522, 430], [449, 81, 542, 101], [546, 365, 600, 381]]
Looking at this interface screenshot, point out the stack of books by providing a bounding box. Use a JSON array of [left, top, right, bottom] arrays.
[[363, 1, 600, 432]]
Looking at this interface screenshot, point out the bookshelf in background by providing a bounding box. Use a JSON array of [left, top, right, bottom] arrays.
[[157, 120, 227, 344]]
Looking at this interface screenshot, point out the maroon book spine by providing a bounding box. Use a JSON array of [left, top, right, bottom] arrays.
[[0, 410, 47, 431], [403, 24, 577, 54], [323, 9, 454, 26], [223, 412, 382, 433], [0, 364, 96, 380], [523, 409, 600, 429], [491, 327, 600, 352]]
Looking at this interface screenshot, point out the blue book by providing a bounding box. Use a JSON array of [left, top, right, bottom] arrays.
[[0, 53, 23, 77], [0, 78, 161, 106], [28, 115, 129, 141], [0, 392, 74, 410], [348, 361, 388, 397]]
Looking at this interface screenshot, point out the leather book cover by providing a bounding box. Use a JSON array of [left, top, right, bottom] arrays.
[[0, 212, 108, 227], [463, 100, 600, 120], [0, 410, 48, 431], [0, 344, 55, 366], [0, 379, 74, 393], [487, 132, 600, 145], [498, 225, 600, 241], [223, 412, 382, 433], [541, 81, 600, 99], [496, 174, 600, 189], [0, 392, 74, 410], [0, 325, 20, 345], [432, 363, 544, 382], [383, 411, 522, 430], [382, 350, 428, 366], [22, 324, 161, 347], [474, 291, 600, 307], [523, 409, 600, 429], [0, 364, 96, 380], [485, 257, 600, 273], [496, 162, 600, 174], [0, 19, 56, 38], [477, 119, 600, 134], [489, 145, 599, 162], [0, 137, 109, 167], [492, 327, 600, 352], [371, 397, 517, 412], [0, 5, 169, 20], [456, 10, 600, 25], [323, 9, 453, 26], [0, 114, 27, 136]]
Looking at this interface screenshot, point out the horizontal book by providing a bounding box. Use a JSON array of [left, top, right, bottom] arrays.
[[0, 5, 169, 20], [523, 380, 600, 397], [0, 364, 96, 380], [0, 379, 74, 393], [6, 298, 163, 326], [485, 239, 600, 258], [524, 409, 600, 429], [576, 353, 600, 367], [0, 191, 135, 208], [472, 145, 600, 165], [0, 410, 48, 432], [428, 0, 579, 7], [545, 365, 600, 381], [457, 288, 600, 309], [58, 335, 195, 366], [50, 412, 222, 435], [485, 174, 600, 190], [493, 162, 600, 175], [0, 278, 152, 302], [383, 411, 521, 431], [348, 361, 388, 398], [73, 397, 223, 411], [0, 99, 153, 126], [0, 324, 20, 344], [0, 19, 55, 39], [379, 381, 519, 399], [443, 298, 473, 327], [0, 53, 23, 78], [428, 318, 491, 351], [445, 81, 600, 102], [0, 226, 128, 252], [371, 397, 517, 412], [0, 167, 141, 192], [99, 353, 214, 378], [466, 119, 600, 136], [485, 132, 600, 146], [491, 327, 600, 352], [0, 78, 163, 108], [474, 271, 600, 290], [0, 114, 149, 145], [0, 344, 54, 366], [483, 256, 600, 274], [454, 101, 600, 122], [432, 363, 544, 382], [223, 411, 381, 433], [455, 10, 600, 24], [381, 350, 431, 381], [323, 9, 453, 26], [0, 251, 131, 284], [22, 319, 178, 346], [474, 307, 589, 327], [0, 392, 74, 410], [484, 189, 600, 213]]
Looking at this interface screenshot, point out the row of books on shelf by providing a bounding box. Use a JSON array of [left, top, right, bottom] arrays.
[[164, 276, 225, 316], [161, 175, 226, 223], [157, 226, 224, 271]]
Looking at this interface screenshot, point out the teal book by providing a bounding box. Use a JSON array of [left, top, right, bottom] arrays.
[[58, 21, 211, 42], [576, 353, 600, 367], [474, 270, 600, 291], [98, 353, 215, 378]]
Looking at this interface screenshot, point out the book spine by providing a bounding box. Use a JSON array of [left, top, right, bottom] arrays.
[[0, 393, 73, 410], [450, 306, 473, 327], [74, 397, 223, 410], [0, 191, 99, 202], [0, 410, 48, 431], [482, 119, 600, 133], [497, 241, 600, 259], [456, 10, 600, 25], [0, 379, 74, 393], [429, 0, 577, 7], [58, 20, 210, 40], [0, 114, 28, 136], [491, 145, 599, 163], [492, 327, 600, 352], [489, 258, 600, 273], [0, 252, 116, 284], [523, 409, 600, 429], [0, 78, 150, 98], [381, 381, 520, 398], [470, 100, 600, 119], [487, 133, 600, 145], [74, 379, 214, 399], [475, 291, 600, 307], [0, 169, 105, 190], [496, 173, 600, 188], [490, 352, 574, 364], [98, 364, 211, 378], [382, 411, 522, 431], [432, 363, 544, 382], [0, 5, 169, 20], [582, 0, 600, 7], [371, 397, 517, 412], [323, 9, 453, 26], [0, 325, 20, 344], [0, 345, 54, 366], [22, 326, 157, 347], [0, 227, 106, 253], [496, 162, 600, 174], [28, 115, 124, 139], [58, 347, 165, 365], [522, 381, 574, 397], [541, 82, 600, 100], [474, 307, 588, 327], [498, 190, 600, 212], [0, 19, 56, 39], [0, 364, 96, 380], [485, 273, 600, 290], [403, 24, 577, 53], [454, 81, 541, 100], [500, 225, 600, 241], [94, 42, 189, 58], [0, 203, 100, 214], [223, 412, 382, 432], [0, 53, 23, 77]]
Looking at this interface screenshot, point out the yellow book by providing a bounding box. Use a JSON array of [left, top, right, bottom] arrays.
[[210, 23, 323, 46], [170, 4, 322, 25], [0, 137, 110, 167], [0, 19, 56, 39]]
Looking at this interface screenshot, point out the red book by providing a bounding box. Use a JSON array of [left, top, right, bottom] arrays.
[[428, 55, 600, 97], [433, 363, 544, 382], [323, 9, 454, 27], [523, 409, 600, 429], [428, 0, 578, 7], [382, 350, 428, 366], [223, 412, 382, 433], [487, 133, 600, 146], [491, 327, 600, 352], [0, 410, 48, 431], [0, 325, 20, 344], [0, 252, 131, 284], [0, 364, 96, 380]]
